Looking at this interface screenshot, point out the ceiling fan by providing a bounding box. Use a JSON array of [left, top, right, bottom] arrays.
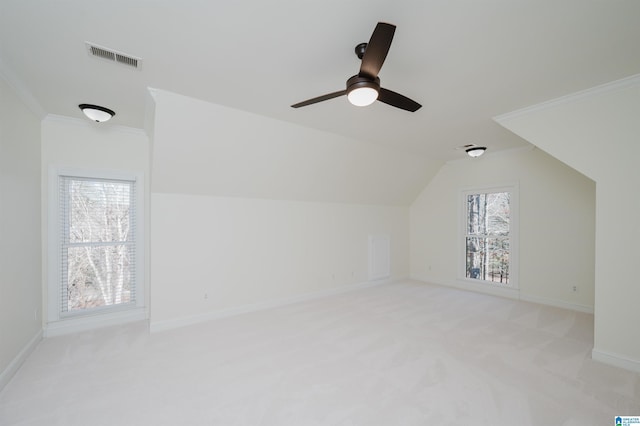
[[291, 22, 421, 112]]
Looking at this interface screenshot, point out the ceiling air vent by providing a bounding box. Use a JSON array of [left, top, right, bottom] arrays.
[[86, 42, 141, 69]]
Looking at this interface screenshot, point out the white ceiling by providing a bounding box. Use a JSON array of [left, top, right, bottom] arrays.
[[1, 0, 639, 161]]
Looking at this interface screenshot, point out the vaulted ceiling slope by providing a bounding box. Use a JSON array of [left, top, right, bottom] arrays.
[[149, 89, 441, 205], [1, 0, 639, 163]]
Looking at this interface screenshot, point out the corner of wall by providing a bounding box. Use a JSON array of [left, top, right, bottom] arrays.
[[0, 58, 46, 120]]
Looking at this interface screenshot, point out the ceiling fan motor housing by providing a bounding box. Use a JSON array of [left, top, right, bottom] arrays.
[[346, 75, 380, 93], [355, 42, 368, 59]]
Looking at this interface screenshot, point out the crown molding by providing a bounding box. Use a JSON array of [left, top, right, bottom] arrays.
[[43, 114, 147, 137], [494, 73, 640, 125]]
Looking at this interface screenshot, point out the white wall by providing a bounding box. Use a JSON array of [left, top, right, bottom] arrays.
[[410, 147, 595, 310], [151, 194, 409, 329], [148, 89, 413, 329], [40, 117, 150, 328], [495, 75, 640, 371], [150, 89, 439, 205], [0, 75, 42, 386]]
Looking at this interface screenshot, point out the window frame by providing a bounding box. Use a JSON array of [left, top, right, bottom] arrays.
[[47, 167, 145, 325], [459, 184, 519, 289]]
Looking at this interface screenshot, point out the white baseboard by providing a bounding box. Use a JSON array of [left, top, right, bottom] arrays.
[[520, 293, 594, 314], [410, 275, 594, 313], [592, 348, 640, 373], [150, 277, 404, 333], [410, 275, 519, 300], [45, 307, 147, 337], [0, 329, 43, 392]]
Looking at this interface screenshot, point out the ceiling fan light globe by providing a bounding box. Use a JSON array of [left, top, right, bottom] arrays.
[[347, 87, 379, 107]]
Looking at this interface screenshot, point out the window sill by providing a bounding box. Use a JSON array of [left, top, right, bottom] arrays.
[[45, 307, 147, 337]]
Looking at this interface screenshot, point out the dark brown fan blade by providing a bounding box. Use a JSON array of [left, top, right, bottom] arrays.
[[359, 22, 396, 79], [378, 88, 422, 112], [291, 90, 347, 108]]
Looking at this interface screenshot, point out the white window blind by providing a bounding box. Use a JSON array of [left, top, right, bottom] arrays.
[[59, 176, 137, 314]]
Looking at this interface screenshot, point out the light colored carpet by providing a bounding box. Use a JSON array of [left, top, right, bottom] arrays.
[[1, 281, 638, 425]]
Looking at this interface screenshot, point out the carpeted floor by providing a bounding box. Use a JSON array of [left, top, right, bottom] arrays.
[[1, 281, 638, 425]]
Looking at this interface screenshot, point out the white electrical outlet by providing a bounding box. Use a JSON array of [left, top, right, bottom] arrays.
[[571, 285, 579, 293]]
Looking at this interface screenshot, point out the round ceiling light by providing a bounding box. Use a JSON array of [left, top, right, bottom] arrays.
[[347, 87, 379, 106], [346, 75, 379, 107], [79, 104, 115, 122], [466, 146, 487, 157]]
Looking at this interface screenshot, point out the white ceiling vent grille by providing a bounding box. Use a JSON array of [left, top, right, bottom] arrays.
[[86, 42, 141, 69]]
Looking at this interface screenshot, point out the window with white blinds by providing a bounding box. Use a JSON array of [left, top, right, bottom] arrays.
[[59, 175, 137, 315]]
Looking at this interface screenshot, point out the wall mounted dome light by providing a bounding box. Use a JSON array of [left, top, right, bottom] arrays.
[[79, 104, 115, 122], [465, 146, 487, 158]]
